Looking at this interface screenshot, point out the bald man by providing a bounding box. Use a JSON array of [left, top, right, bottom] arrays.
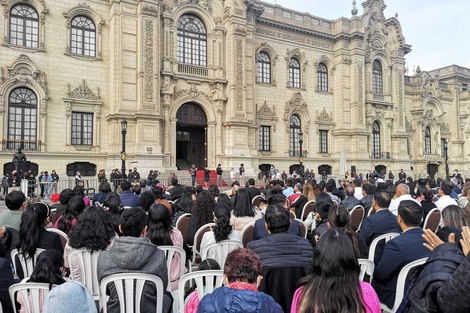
[[388, 183, 421, 215]]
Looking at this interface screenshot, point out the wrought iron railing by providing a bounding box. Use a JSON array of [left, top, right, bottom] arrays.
[[371, 151, 391, 159], [2, 139, 41, 151]]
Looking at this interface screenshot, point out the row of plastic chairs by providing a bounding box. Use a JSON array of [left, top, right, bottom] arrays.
[[8, 269, 224, 313]]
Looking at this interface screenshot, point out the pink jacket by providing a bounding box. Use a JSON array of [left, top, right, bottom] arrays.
[[170, 228, 187, 291], [290, 281, 381, 313]]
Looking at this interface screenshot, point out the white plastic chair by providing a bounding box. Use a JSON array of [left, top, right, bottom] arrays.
[[251, 194, 265, 206], [294, 219, 308, 238], [358, 258, 375, 283], [301, 200, 316, 221], [68, 249, 100, 299], [9, 282, 55, 313], [11, 248, 46, 278], [158, 246, 186, 291], [175, 213, 192, 246], [200, 240, 243, 268], [368, 232, 401, 263], [177, 270, 224, 313], [159, 245, 186, 313], [240, 221, 256, 247], [422, 208, 441, 233], [46, 228, 69, 249], [100, 273, 164, 313], [380, 257, 428, 313], [192, 223, 216, 264], [350, 205, 365, 232]]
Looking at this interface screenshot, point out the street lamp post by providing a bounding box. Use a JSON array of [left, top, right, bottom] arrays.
[[298, 132, 304, 180], [444, 140, 449, 179], [120, 118, 128, 176]]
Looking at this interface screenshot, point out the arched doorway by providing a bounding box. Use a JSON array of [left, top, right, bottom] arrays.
[[427, 164, 438, 179], [176, 103, 207, 170]]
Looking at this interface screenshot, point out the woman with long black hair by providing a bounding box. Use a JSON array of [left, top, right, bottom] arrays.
[[146, 203, 185, 291], [171, 191, 195, 227], [64, 206, 116, 281], [102, 192, 123, 235], [186, 190, 215, 246], [291, 229, 381, 313], [200, 204, 241, 259], [230, 188, 263, 231], [327, 205, 368, 258], [17, 202, 62, 279], [54, 195, 85, 235]]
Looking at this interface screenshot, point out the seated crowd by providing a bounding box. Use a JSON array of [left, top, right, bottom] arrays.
[[0, 173, 470, 313]]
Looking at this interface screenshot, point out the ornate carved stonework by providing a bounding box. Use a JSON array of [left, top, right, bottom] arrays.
[[405, 117, 413, 133], [358, 65, 364, 122], [284, 92, 307, 116], [398, 72, 404, 126], [236, 38, 244, 111], [257, 101, 275, 117], [67, 80, 99, 100], [316, 108, 334, 123], [173, 84, 212, 102], [174, 0, 212, 14], [142, 3, 158, 15], [5, 55, 48, 94], [144, 19, 154, 105]]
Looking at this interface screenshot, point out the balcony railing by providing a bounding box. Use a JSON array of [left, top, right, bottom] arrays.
[[371, 151, 391, 159], [178, 64, 208, 76], [2, 139, 41, 151], [289, 150, 308, 157]]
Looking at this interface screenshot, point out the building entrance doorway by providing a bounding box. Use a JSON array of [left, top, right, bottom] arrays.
[[176, 103, 207, 170], [427, 164, 439, 179]]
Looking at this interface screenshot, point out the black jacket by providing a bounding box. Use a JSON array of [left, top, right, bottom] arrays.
[[247, 232, 313, 271], [402, 243, 464, 313]]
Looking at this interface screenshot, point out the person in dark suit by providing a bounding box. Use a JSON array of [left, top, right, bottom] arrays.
[[340, 185, 360, 211], [246, 178, 261, 202], [360, 190, 402, 265], [372, 200, 431, 308], [252, 194, 301, 240]]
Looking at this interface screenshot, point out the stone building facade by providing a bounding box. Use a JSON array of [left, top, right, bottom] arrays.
[[0, 0, 468, 179]]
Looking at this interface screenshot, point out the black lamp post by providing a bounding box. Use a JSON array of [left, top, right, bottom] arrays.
[[298, 132, 304, 180], [444, 140, 449, 179], [120, 118, 128, 175]]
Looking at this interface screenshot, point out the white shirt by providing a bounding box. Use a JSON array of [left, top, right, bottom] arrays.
[[354, 187, 363, 200], [435, 195, 458, 211], [389, 194, 421, 216]]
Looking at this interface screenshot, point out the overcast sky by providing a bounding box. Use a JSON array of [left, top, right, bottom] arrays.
[[261, 0, 469, 72]]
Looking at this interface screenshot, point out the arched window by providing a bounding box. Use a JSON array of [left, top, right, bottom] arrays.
[[372, 121, 381, 158], [288, 58, 301, 88], [372, 60, 383, 94], [177, 14, 207, 67], [257, 52, 271, 84], [290, 114, 301, 156], [70, 16, 96, 57], [8, 88, 38, 150], [317, 63, 328, 92], [425, 126, 431, 155], [9, 4, 39, 48]]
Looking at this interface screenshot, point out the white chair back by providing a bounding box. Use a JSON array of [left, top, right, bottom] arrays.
[[158, 246, 186, 292], [46, 228, 69, 249], [11, 248, 46, 278], [68, 249, 100, 297], [294, 219, 308, 238], [301, 200, 316, 221], [358, 258, 375, 283], [368, 232, 401, 263], [251, 195, 265, 206], [200, 240, 243, 268], [192, 223, 216, 263], [240, 221, 256, 247], [422, 208, 441, 233], [9, 282, 55, 313], [177, 270, 224, 313], [380, 258, 428, 313], [350, 205, 365, 231], [100, 273, 164, 313], [176, 213, 192, 246]]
